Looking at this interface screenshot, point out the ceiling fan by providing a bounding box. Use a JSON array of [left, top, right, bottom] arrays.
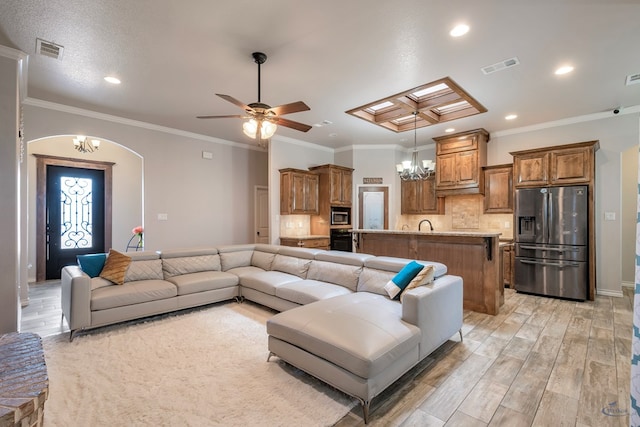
[[197, 52, 312, 145]]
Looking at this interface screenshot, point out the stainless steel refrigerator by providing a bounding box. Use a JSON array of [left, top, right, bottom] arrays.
[[514, 185, 588, 300]]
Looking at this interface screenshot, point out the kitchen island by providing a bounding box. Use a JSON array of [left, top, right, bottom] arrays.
[[352, 229, 502, 315]]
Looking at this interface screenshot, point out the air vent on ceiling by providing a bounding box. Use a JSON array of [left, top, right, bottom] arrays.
[[481, 57, 520, 75], [36, 38, 64, 60], [626, 73, 640, 86]]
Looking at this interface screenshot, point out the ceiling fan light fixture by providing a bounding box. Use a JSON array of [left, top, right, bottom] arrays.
[[243, 119, 277, 140]]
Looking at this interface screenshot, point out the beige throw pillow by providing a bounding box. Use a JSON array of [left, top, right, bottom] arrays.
[[400, 264, 435, 302], [99, 249, 132, 285]]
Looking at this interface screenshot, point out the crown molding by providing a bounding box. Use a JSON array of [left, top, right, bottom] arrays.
[[0, 45, 27, 61], [23, 97, 267, 152], [491, 105, 640, 138]]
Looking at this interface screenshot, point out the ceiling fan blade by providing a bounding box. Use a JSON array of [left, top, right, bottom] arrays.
[[268, 101, 310, 116], [275, 117, 313, 132], [216, 94, 254, 112], [196, 114, 246, 119]]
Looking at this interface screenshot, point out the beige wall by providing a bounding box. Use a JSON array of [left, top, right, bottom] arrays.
[[23, 102, 268, 256], [622, 144, 637, 284], [27, 135, 143, 282], [0, 48, 25, 333]]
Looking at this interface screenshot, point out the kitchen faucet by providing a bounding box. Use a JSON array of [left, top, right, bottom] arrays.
[[418, 219, 434, 231]]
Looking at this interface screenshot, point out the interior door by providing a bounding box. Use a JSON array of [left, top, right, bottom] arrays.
[[46, 165, 105, 279], [255, 186, 269, 243]]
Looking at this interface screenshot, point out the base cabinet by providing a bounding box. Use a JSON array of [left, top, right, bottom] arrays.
[[279, 237, 330, 250]]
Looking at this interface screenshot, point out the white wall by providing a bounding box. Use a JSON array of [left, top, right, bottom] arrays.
[[23, 102, 268, 254], [488, 112, 640, 296]]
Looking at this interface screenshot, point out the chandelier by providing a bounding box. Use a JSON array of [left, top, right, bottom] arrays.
[[396, 112, 435, 181], [73, 135, 100, 153]]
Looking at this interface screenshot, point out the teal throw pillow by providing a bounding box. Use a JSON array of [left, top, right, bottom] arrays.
[[384, 260, 424, 299], [77, 253, 107, 278]]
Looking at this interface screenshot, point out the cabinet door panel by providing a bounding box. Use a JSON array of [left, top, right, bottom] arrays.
[[329, 169, 342, 204], [419, 178, 444, 213], [341, 171, 352, 205], [514, 153, 549, 187], [551, 148, 591, 184], [304, 174, 319, 214], [457, 151, 478, 186], [436, 153, 457, 187], [484, 166, 513, 213], [292, 173, 307, 213], [401, 180, 419, 214]]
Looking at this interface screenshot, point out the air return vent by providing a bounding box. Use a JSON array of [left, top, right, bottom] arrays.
[[36, 38, 64, 60], [481, 57, 520, 75], [626, 73, 640, 86]]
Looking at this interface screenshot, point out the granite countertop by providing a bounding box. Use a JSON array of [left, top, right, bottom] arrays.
[[350, 229, 502, 238]]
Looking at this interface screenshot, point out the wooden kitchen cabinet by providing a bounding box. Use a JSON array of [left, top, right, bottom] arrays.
[[511, 140, 598, 188], [500, 243, 514, 287], [279, 168, 319, 214], [433, 128, 489, 195], [280, 237, 330, 250], [483, 164, 513, 213], [308, 164, 353, 207], [400, 177, 444, 214]]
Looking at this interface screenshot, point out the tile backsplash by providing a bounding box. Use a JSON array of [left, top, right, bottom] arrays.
[[397, 194, 513, 239]]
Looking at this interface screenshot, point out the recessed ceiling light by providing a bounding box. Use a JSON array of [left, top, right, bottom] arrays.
[[445, 128, 456, 133], [104, 76, 121, 84], [450, 24, 470, 37], [554, 65, 574, 75], [505, 114, 518, 120]]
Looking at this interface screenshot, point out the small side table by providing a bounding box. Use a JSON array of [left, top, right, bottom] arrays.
[[0, 333, 49, 427]]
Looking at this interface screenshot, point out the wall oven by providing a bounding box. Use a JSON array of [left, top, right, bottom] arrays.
[[330, 228, 353, 252]]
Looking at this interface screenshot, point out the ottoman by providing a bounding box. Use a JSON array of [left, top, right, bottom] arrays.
[[266, 292, 421, 423]]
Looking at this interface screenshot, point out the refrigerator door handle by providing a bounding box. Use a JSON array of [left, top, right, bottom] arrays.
[[542, 190, 549, 244], [519, 245, 580, 252], [519, 259, 580, 268]]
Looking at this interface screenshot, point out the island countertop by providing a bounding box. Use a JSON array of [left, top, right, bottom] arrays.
[[350, 229, 502, 238]]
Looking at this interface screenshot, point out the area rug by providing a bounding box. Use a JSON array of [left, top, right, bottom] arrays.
[[42, 302, 356, 426]]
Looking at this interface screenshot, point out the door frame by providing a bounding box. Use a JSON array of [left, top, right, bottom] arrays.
[[254, 185, 269, 243], [34, 154, 114, 282], [358, 185, 389, 230]]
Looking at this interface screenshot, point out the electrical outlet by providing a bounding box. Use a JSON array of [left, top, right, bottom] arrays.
[[202, 151, 213, 159], [504, 221, 511, 229]]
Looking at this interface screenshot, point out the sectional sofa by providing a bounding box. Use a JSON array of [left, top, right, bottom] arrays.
[[61, 244, 463, 423]]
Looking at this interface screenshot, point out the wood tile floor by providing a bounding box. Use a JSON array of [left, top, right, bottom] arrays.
[[21, 282, 633, 426]]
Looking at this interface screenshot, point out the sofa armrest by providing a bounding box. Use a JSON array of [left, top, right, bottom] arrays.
[[61, 265, 92, 332], [401, 274, 463, 359]]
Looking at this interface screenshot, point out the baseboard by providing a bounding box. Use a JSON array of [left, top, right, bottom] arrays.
[[20, 296, 30, 307], [596, 289, 624, 298], [622, 281, 635, 288]]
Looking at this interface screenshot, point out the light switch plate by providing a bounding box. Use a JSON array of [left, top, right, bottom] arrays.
[[604, 212, 616, 221], [158, 213, 168, 221]]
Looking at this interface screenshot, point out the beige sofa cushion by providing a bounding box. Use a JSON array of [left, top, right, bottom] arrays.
[[356, 268, 396, 297], [125, 259, 163, 282], [275, 280, 352, 305], [220, 250, 253, 271], [271, 254, 311, 279], [162, 255, 221, 278], [306, 260, 362, 292], [166, 271, 238, 295], [252, 251, 276, 270], [91, 279, 177, 311]]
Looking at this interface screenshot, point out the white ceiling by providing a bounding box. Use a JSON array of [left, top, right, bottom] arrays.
[[1, 0, 639, 149]]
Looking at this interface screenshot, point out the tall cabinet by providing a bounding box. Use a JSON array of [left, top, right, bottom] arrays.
[[510, 140, 599, 300], [308, 164, 354, 236]]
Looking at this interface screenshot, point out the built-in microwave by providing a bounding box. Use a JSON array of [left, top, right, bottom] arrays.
[[331, 208, 350, 225]]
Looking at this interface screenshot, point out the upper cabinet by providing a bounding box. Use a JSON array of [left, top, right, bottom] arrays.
[[401, 177, 444, 214], [511, 140, 599, 188], [433, 128, 489, 196], [308, 164, 353, 207], [279, 168, 319, 214], [483, 164, 513, 213]]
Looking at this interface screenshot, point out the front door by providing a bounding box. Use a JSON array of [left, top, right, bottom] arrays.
[[46, 165, 105, 279]]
